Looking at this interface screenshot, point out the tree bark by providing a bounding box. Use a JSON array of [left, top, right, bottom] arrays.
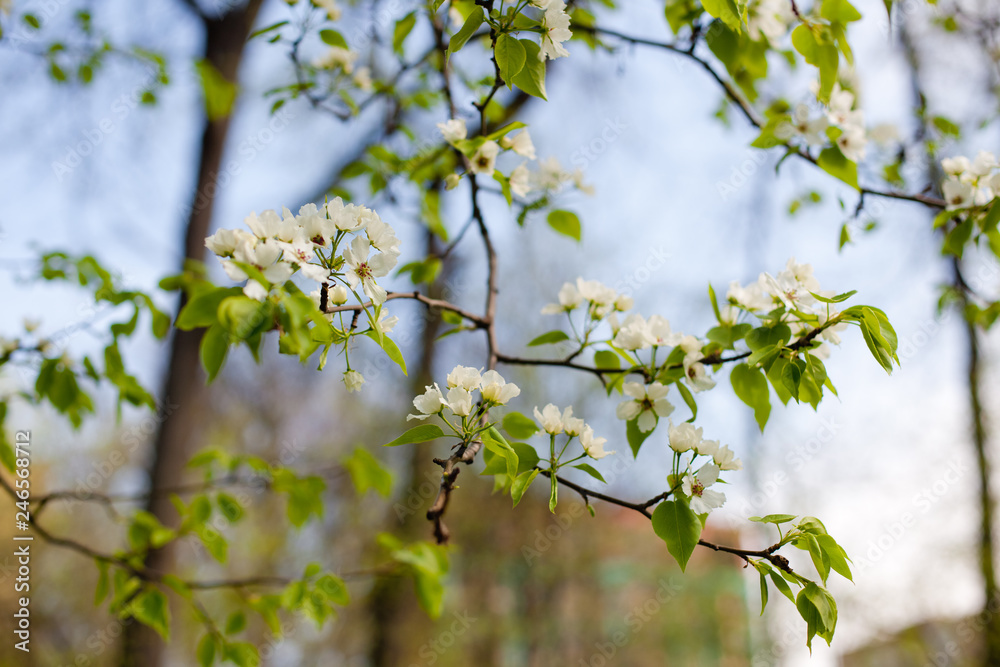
[[119, 2, 263, 665]]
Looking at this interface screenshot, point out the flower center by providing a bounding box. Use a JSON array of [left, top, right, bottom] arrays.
[[690, 480, 705, 497], [356, 261, 373, 280]]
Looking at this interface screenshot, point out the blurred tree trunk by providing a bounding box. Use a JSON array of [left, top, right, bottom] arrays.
[[367, 229, 449, 667], [958, 276, 1000, 666], [119, 2, 263, 666], [902, 16, 1000, 665]]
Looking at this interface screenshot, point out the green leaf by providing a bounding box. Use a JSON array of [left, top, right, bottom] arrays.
[[249, 20, 289, 40], [510, 442, 540, 474], [316, 574, 350, 606], [176, 287, 242, 330], [511, 40, 547, 99], [543, 471, 556, 513], [483, 427, 519, 481], [796, 583, 838, 650], [626, 418, 654, 457], [384, 424, 445, 447], [364, 330, 407, 375], [528, 330, 570, 346], [750, 513, 797, 525], [94, 561, 110, 606], [195, 59, 238, 121], [448, 7, 484, 56], [817, 146, 858, 189], [816, 534, 853, 582], [217, 493, 244, 522], [197, 634, 218, 667], [651, 500, 702, 571], [730, 363, 771, 432], [769, 570, 796, 604], [821, 0, 862, 23], [674, 380, 697, 422], [594, 350, 621, 369], [702, 0, 743, 32], [342, 447, 393, 497], [225, 611, 247, 635], [981, 198, 1000, 233], [319, 29, 348, 49], [131, 588, 170, 640], [547, 210, 582, 241], [708, 283, 722, 321], [199, 323, 230, 383], [511, 469, 539, 507], [503, 411, 539, 439], [809, 290, 856, 304], [759, 569, 769, 615], [392, 12, 417, 55], [792, 25, 839, 103], [573, 463, 606, 484], [746, 324, 791, 351], [495, 33, 526, 86]]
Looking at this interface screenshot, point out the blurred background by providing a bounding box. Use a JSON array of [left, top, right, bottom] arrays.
[[0, 0, 998, 665]]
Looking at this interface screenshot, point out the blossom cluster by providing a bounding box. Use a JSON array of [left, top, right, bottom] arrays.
[[789, 82, 868, 162], [667, 421, 742, 515], [541, 276, 633, 319], [205, 198, 401, 306], [748, 0, 795, 45], [408, 366, 521, 421], [531, 0, 572, 61], [941, 151, 1000, 210], [437, 118, 592, 198], [533, 403, 613, 459]]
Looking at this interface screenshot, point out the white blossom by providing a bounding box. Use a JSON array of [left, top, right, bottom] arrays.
[[509, 163, 532, 198], [580, 425, 613, 459], [668, 420, 703, 454], [539, 2, 572, 61], [714, 444, 742, 471], [447, 365, 482, 391], [342, 236, 394, 304], [205, 228, 255, 257], [943, 178, 975, 210], [314, 46, 357, 72], [469, 141, 500, 175], [534, 403, 566, 434], [408, 383, 446, 420], [446, 387, 474, 416], [616, 382, 674, 433], [480, 370, 520, 405], [437, 118, 467, 144], [344, 370, 365, 392], [541, 281, 582, 314], [682, 463, 726, 514], [501, 130, 536, 159]]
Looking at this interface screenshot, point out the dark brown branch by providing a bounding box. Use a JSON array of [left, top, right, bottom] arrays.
[[538, 469, 792, 572], [324, 290, 488, 327], [575, 23, 947, 210]]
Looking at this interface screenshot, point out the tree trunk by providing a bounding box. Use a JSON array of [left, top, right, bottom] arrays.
[[119, 2, 263, 666]]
